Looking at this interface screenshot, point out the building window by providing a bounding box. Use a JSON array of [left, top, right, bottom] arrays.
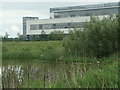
[[39, 24, 42, 29], [70, 14, 75, 17], [64, 27, 68, 28], [30, 25, 37, 30], [52, 24, 56, 29], [68, 23, 71, 28], [54, 15, 60, 18], [86, 13, 91, 16]]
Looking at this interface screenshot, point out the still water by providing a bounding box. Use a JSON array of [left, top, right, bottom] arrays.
[[2, 61, 98, 88]]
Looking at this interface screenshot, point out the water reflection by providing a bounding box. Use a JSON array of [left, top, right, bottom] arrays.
[[2, 61, 98, 88]]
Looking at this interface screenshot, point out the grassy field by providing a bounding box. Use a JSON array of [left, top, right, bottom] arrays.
[[2, 41, 119, 88], [3, 41, 113, 63], [2, 41, 63, 62]]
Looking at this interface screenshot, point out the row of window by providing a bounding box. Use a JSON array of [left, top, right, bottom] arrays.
[[30, 22, 84, 30], [53, 7, 118, 18], [50, 3, 118, 12], [54, 14, 75, 18]]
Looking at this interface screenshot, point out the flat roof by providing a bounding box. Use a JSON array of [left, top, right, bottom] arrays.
[[50, 2, 119, 13], [23, 17, 38, 18]]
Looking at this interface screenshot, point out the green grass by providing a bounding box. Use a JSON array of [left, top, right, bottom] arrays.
[[2, 41, 119, 88], [20, 78, 44, 88], [19, 60, 118, 88], [73, 63, 118, 88], [2, 41, 63, 62], [3, 41, 118, 64]]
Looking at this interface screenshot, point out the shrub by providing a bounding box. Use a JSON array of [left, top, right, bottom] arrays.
[[63, 15, 119, 58], [40, 48, 63, 61], [49, 30, 64, 40]]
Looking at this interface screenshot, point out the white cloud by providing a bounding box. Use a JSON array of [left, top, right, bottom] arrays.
[[0, 9, 49, 37], [0, 26, 21, 37], [0, 26, 20, 37], [10, 26, 20, 32], [0, 31, 5, 36]]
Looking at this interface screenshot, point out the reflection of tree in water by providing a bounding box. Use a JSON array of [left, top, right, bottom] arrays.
[[2, 62, 99, 88]]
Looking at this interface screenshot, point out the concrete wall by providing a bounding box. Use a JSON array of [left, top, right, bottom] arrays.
[[26, 15, 109, 35]]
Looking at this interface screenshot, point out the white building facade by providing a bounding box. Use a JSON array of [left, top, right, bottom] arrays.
[[23, 2, 119, 40]]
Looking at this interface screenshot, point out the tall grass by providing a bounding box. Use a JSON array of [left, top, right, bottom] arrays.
[[2, 41, 118, 88], [18, 60, 118, 88], [2, 41, 63, 61], [3, 41, 101, 63], [73, 64, 118, 88]]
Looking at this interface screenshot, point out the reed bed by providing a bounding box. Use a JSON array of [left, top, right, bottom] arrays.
[[2, 60, 118, 88], [2, 41, 118, 88]]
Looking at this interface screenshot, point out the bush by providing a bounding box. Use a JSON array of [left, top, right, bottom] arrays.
[[63, 15, 119, 58], [49, 30, 64, 40], [40, 48, 63, 61]]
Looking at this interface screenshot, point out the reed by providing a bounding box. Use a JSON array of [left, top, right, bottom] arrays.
[[2, 41, 118, 88]]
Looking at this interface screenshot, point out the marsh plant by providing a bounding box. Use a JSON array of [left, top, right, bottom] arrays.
[[63, 15, 119, 58], [2, 15, 119, 88], [2, 60, 118, 88]]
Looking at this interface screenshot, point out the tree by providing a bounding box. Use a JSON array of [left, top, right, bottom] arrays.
[[17, 32, 24, 41], [4, 32, 9, 39], [41, 30, 46, 40], [2, 32, 9, 41], [63, 15, 119, 58], [49, 30, 64, 40], [17, 32, 21, 38]]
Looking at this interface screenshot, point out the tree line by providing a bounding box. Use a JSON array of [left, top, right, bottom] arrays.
[[1, 30, 65, 41]]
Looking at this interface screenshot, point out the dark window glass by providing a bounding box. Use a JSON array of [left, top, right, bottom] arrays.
[[68, 23, 71, 28], [30, 25, 37, 30], [64, 27, 68, 28], [52, 24, 56, 29], [70, 14, 75, 17], [54, 15, 60, 18], [39, 24, 42, 29]]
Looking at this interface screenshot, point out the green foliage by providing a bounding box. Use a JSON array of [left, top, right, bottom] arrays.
[[63, 15, 119, 58], [116, 14, 120, 50], [21, 79, 44, 88], [2, 32, 9, 41], [18, 57, 118, 88], [40, 48, 63, 61], [63, 29, 86, 57], [2, 41, 63, 60], [49, 30, 64, 40], [74, 64, 118, 88]]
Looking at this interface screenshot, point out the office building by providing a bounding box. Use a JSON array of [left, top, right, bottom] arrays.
[[23, 2, 119, 40]]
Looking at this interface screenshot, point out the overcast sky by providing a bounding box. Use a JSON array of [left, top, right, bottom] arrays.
[[0, 0, 119, 37]]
